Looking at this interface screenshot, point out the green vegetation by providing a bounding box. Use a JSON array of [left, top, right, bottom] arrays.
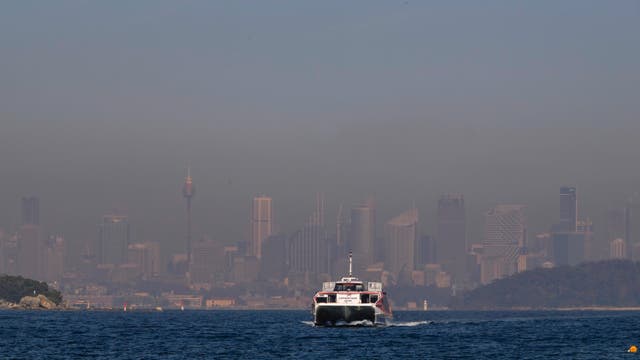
[[0, 275, 62, 305], [455, 260, 640, 309]]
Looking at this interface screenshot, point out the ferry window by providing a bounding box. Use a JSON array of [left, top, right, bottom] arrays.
[[355, 284, 364, 291], [334, 284, 344, 291], [360, 294, 370, 303], [370, 295, 378, 303], [345, 285, 356, 291], [328, 294, 336, 303], [316, 297, 327, 303]]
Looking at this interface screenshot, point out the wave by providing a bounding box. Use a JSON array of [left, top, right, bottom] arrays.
[[302, 320, 430, 327], [300, 320, 376, 327], [386, 320, 431, 327]]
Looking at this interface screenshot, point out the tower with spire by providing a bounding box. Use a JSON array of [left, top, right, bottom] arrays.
[[182, 166, 195, 266]]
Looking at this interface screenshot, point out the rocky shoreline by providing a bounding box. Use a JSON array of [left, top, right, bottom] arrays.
[[0, 295, 60, 310]]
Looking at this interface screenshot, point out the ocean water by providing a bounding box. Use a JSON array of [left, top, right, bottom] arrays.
[[1, 310, 639, 359]]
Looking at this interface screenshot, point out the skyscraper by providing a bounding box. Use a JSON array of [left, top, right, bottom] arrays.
[[17, 223, 42, 279], [18, 196, 42, 279], [97, 214, 130, 265], [43, 235, 65, 283], [481, 205, 526, 284], [384, 208, 418, 278], [128, 241, 161, 280], [21, 196, 40, 226], [349, 198, 376, 275], [624, 194, 640, 259], [260, 234, 287, 282], [606, 208, 626, 257], [287, 194, 329, 277], [189, 238, 225, 285], [415, 235, 435, 268], [559, 186, 577, 232], [436, 194, 466, 284], [610, 238, 626, 259], [251, 195, 272, 259], [182, 167, 195, 265]]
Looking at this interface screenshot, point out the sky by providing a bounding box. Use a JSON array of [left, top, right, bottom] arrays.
[[1, 1, 639, 264]]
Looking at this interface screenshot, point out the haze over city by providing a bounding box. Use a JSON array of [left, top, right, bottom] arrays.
[[2, 1, 640, 279]]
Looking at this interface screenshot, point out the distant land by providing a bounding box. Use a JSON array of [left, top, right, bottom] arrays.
[[453, 260, 640, 310]]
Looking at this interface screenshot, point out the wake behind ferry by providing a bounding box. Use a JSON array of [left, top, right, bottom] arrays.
[[312, 252, 392, 326]]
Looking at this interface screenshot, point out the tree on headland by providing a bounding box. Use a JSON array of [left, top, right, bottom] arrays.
[[0, 275, 62, 305]]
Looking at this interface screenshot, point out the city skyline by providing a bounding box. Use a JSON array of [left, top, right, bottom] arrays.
[[2, 2, 640, 265], [1, 1, 640, 310], [5, 182, 640, 272]]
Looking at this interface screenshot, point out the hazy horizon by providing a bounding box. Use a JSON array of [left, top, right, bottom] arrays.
[[2, 1, 639, 264]]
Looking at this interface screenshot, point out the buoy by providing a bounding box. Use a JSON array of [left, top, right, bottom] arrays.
[[628, 345, 637, 353]]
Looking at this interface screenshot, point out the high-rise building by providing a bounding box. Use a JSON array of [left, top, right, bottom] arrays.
[[624, 195, 640, 259], [605, 209, 625, 245], [552, 232, 585, 266], [336, 204, 349, 250], [484, 205, 527, 247], [189, 238, 224, 285], [43, 235, 64, 283], [559, 186, 577, 232], [128, 241, 160, 280], [182, 167, 195, 266], [610, 238, 626, 259], [436, 194, 466, 284], [260, 234, 287, 282], [287, 195, 330, 277], [349, 198, 376, 275], [17, 223, 42, 279], [1, 231, 18, 275], [577, 219, 595, 261], [480, 205, 526, 284], [0, 229, 5, 274], [21, 196, 40, 226], [97, 214, 130, 265], [415, 235, 435, 269], [17, 196, 43, 279], [384, 208, 418, 277], [250, 195, 272, 259]]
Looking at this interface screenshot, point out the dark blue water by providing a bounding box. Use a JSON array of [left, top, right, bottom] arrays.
[[1, 310, 639, 359]]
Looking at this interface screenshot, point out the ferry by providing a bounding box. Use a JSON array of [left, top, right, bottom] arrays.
[[312, 252, 392, 326]]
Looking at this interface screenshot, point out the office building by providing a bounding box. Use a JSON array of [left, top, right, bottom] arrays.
[[97, 214, 130, 265], [288, 195, 329, 277], [189, 238, 225, 285], [610, 238, 626, 259], [182, 167, 195, 265], [250, 195, 272, 259], [17, 223, 42, 279], [21, 196, 40, 226], [42, 235, 64, 283], [128, 241, 161, 280], [384, 208, 418, 277], [625, 195, 640, 259], [260, 234, 287, 282], [349, 198, 376, 275], [480, 205, 526, 284], [436, 194, 466, 284], [559, 186, 577, 232]]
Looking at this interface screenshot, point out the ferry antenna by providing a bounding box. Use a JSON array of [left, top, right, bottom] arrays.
[[348, 250, 353, 276]]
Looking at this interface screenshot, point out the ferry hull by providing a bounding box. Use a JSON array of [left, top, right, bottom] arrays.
[[314, 305, 378, 326]]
